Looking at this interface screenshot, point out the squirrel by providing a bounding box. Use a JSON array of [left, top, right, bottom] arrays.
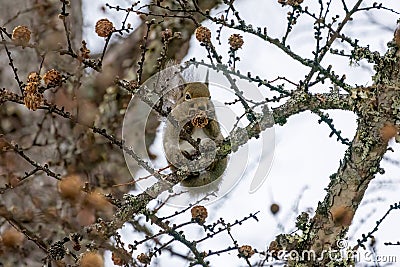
[[162, 79, 227, 190]]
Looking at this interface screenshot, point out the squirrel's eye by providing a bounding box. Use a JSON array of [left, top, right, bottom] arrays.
[[185, 93, 191, 100]]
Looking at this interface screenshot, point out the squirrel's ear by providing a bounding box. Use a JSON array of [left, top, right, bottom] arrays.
[[157, 61, 186, 108], [204, 70, 209, 88]]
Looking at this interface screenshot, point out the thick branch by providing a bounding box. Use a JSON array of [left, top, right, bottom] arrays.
[[302, 45, 400, 266]]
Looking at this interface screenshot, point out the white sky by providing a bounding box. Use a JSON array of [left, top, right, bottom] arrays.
[[82, 0, 400, 266]]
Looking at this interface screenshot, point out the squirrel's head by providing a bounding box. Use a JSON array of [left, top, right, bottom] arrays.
[[181, 82, 211, 101]]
